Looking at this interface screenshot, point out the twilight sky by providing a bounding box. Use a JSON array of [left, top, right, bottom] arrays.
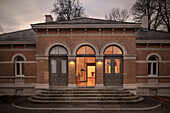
[[0, 0, 136, 33]]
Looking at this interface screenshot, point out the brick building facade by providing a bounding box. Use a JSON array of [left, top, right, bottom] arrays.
[[0, 15, 170, 96]]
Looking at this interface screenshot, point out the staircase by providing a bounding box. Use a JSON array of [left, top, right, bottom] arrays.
[[28, 88, 144, 104]]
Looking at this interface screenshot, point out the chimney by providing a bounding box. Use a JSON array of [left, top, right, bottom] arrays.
[[141, 14, 148, 29], [45, 15, 53, 23]]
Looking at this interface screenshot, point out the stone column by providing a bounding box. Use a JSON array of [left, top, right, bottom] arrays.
[[68, 56, 76, 87], [95, 55, 104, 88]]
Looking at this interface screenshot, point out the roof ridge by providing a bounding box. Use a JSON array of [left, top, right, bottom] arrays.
[[0, 29, 33, 36]]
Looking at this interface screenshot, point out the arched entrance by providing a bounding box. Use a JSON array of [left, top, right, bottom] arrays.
[[49, 46, 68, 86], [76, 46, 96, 86], [104, 45, 123, 86]]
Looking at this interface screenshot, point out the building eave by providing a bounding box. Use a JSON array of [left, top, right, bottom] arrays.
[[31, 24, 141, 29], [0, 41, 36, 45]]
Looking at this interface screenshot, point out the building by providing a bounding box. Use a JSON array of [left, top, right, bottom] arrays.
[[0, 15, 170, 96]]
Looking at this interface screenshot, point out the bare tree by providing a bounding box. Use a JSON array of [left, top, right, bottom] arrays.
[[131, 0, 170, 32], [130, 0, 156, 29], [151, 0, 170, 32], [105, 7, 129, 22], [0, 26, 3, 33], [51, 0, 86, 20]]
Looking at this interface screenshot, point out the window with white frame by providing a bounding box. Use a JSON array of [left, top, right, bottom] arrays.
[[148, 56, 158, 76], [15, 56, 24, 76]]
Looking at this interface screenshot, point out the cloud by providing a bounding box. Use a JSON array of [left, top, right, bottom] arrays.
[[0, 0, 136, 33]]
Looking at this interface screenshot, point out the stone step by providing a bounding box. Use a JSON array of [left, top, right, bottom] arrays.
[[32, 95, 139, 100], [37, 93, 133, 97], [47, 88, 125, 91], [42, 90, 129, 94], [28, 96, 144, 104]]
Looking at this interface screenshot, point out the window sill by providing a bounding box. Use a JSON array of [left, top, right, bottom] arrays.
[[15, 75, 25, 78]]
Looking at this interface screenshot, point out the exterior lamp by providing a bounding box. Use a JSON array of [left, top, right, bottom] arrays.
[[97, 60, 102, 64], [70, 60, 75, 64]]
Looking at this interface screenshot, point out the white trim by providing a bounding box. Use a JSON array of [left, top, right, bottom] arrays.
[[123, 56, 136, 60], [146, 53, 162, 61], [11, 53, 27, 61], [72, 42, 99, 55], [123, 84, 137, 89], [136, 40, 170, 44], [0, 61, 36, 64], [0, 49, 36, 51], [45, 42, 71, 56], [136, 60, 170, 63], [136, 76, 170, 79], [36, 56, 48, 60], [136, 60, 147, 63], [35, 84, 49, 89], [136, 48, 170, 50], [95, 84, 104, 88], [100, 42, 127, 55], [68, 84, 77, 88], [0, 76, 36, 79]]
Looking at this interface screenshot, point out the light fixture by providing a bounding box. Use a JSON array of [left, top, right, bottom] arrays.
[[70, 60, 75, 64], [97, 60, 102, 64]]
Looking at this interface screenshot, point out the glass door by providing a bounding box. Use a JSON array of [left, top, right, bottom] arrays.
[[104, 57, 123, 86]]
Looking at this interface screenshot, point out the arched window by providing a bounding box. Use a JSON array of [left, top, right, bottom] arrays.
[[77, 46, 95, 55], [104, 46, 122, 55], [148, 56, 158, 76], [15, 56, 24, 76], [50, 46, 68, 55]]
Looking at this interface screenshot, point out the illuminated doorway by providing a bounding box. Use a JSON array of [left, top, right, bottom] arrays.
[[104, 45, 123, 86], [76, 46, 95, 86]]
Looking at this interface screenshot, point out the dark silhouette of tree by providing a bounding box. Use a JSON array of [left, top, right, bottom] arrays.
[[51, 0, 86, 20], [131, 0, 170, 32], [0, 26, 3, 33], [105, 7, 129, 22]]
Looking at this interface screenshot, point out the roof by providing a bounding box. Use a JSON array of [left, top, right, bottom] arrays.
[[136, 28, 170, 40], [33, 17, 138, 25], [0, 29, 36, 42]]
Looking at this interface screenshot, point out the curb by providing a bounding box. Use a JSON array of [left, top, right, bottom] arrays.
[[11, 102, 161, 111]]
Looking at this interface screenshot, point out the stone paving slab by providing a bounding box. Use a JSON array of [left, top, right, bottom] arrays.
[[12, 96, 161, 110]]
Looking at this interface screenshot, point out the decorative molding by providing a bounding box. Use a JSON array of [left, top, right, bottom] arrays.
[[68, 84, 77, 88], [0, 61, 36, 64], [123, 57, 136, 60], [136, 40, 170, 44], [35, 84, 49, 89], [0, 49, 36, 51], [136, 60, 170, 63], [95, 84, 104, 88], [0, 41, 36, 45], [11, 53, 27, 61], [0, 76, 37, 79], [123, 84, 137, 89], [136, 48, 170, 50], [72, 42, 99, 56], [36, 56, 48, 60], [136, 76, 170, 79], [100, 42, 127, 55], [146, 53, 162, 61], [45, 42, 71, 56]]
